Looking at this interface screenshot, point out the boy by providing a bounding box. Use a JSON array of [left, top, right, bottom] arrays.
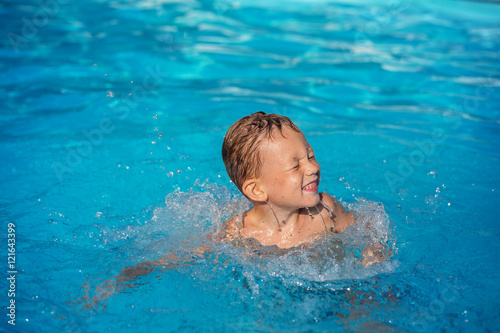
[[80, 112, 383, 309], [221, 111, 355, 248]]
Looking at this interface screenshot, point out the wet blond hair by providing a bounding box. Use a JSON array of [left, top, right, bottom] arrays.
[[221, 111, 300, 193]]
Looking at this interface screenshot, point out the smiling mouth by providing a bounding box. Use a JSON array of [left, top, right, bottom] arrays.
[[302, 179, 319, 192]]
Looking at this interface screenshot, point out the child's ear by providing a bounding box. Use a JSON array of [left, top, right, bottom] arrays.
[[242, 178, 267, 202]]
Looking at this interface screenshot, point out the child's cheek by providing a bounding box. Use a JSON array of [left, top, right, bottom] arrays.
[[289, 176, 300, 188], [272, 177, 280, 187]]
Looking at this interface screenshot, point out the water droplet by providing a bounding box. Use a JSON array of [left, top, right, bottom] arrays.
[[167, 146, 170, 150], [167, 171, 174, 177], [151, 141, 156, 144], [176, 169, 182, 174]]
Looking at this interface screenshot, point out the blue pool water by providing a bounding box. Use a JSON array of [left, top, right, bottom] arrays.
[[1, 0, 500, 331]]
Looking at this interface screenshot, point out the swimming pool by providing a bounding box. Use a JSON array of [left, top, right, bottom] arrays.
[[1, 0, 499, 331]]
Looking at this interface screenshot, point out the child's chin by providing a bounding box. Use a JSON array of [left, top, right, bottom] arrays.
[[304, 193, 321, 206]]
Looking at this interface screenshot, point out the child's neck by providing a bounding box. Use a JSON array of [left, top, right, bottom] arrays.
[[242, 203, 319, 249], [251, 202, 301, 231]]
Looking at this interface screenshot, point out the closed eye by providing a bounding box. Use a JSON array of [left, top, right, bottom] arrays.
[[307, 146, 315, 160]]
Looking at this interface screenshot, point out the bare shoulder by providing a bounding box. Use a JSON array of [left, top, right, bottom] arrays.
[[320, 193, 355, 233], [320, 193, 344, 213]]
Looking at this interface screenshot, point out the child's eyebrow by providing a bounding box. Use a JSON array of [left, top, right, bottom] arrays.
[[292, 146, 313, 162]]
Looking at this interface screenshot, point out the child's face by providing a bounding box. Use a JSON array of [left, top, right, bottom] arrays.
[[257, 126, 321, 210]]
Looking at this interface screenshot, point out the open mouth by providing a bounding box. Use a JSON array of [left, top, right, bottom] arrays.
[[302, 179, 319, 192]]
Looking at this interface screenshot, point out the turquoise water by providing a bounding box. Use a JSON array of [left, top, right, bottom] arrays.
[[1, 0, 500, 331]]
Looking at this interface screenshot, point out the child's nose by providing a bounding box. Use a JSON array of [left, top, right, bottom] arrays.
[[305, 160, 320, 175]]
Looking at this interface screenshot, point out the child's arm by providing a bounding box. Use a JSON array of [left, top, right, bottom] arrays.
[[118, 243, 217, 281], [78, 245, 214, 309], [320, 193, 392, 266], [77, 254, 186, 309], [116, 252, 191, 282], [361, 243, 392, 267], [352, 212, 393, 267]]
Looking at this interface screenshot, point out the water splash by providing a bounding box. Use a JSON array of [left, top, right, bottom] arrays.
[[150, 183, 397, 285], [74, 182, 397, 305]]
